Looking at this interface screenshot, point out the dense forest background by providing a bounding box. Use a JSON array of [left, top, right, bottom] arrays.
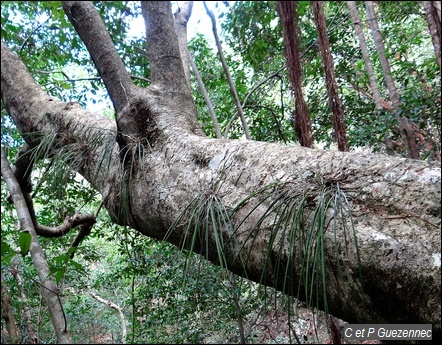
[[1, 1, 440, 344]]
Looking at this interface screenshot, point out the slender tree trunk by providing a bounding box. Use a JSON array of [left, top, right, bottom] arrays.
[[347, 1, 383, 111], [203, 1, 252, 140], [174, 1, 193, 89], [422, 1, 441, 72], [224, 66, 286, 138], [190, 54, 223, 138], [1, 272, 19, 344], [1, 147, 72, 344], [365, 1, 420, 159], [312, 1, 349, 152], [347, 1, 399, 154], [174, 1, 222, 138], [277, 1, 313, 147]]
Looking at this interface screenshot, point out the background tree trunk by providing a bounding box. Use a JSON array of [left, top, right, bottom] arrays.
[[174, 1, 193, 89], [1, 273, 19, 344], [277, 1, 314, 147], [423, 1, 441, 72], [1, 147, 72, 344], [88, 289, 127, 344], [174, 1, 222, 139], [204, 1, 252, 139], [10, 258, 38, 344], [312, 1, 349, 152], [365, 1, 420, 159], [347, 1, 383, 111]]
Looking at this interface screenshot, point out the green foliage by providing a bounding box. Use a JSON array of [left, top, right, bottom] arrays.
[[222, 1, 283, 72], [18, 231, 31, 257]]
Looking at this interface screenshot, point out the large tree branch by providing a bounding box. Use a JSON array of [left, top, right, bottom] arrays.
[[2, 2, 441, 339], [140, 1, 202, 136], [1, 42, 123, 221], [141, 1, 189, 94], [62, 1, 136, 114]]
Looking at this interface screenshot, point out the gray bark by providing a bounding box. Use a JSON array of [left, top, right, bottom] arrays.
[[189, 54, 223, 139], [347, 1, 383, 110], [174, 1, 193, 88], [1, 1, 440, 339], [203, 1, 252, 140], [174, 1, 222, 138], [1, 147, 72, 344], [365, 1, 420, 159]]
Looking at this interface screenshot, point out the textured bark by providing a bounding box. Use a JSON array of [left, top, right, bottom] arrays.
[[423, 1, 441, 71], [174, 1, 193, 88], [277, 1, 313, 147], [174, 1, 222, 138], [1, 147, 72, 344], [347, 1, 383, 111], [365, 1, 420, 159], [1, 1, 441, 339], [312, 1, 349, 152]]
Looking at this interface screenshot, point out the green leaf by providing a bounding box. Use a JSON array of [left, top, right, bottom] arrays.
[[1, 242, 17, 265], [2, 252, 17, 265], [18, 231, 31, 257], [1, 241, 13, 256], [70, 260, 86, 274], [60, 82, 71, 90], [55, 267, 66, 284]]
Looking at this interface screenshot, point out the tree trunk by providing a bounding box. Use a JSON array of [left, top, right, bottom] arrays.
[[365, 1, 420, 159], [203, 1, 252, 140], [174, 1, 193, 89], [174, 1, 222, 139], [190, 53, 223, 139], [422, 1, 442, 72], [1, 272, 19, 344], [347, 1, 383, 111], [1, 147, 72, 344], [1, 1, 440, 339], [312, 1, 349, 152], [347, 1, 399, 155], [277, 1, 313, 147]]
